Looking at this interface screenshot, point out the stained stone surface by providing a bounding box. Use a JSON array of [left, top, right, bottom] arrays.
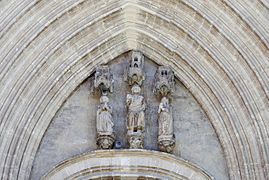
[[30, 53, 229, 180]]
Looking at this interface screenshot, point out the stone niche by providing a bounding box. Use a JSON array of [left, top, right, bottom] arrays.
[[31, 52, 229, 180]]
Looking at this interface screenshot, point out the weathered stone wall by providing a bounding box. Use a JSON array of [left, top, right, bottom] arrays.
[[31, 54, 228, 179]]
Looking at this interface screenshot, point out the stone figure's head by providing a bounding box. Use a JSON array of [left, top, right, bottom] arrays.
[[100, 95, 109, 104], [161, 97, 169, 105], [131, 84, 141, 94]]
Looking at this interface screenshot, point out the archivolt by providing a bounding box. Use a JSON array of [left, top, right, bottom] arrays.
[[0, 0, 268, 180]]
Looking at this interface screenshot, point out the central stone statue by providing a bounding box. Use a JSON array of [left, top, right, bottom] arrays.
[[126, 85, 146, 133]]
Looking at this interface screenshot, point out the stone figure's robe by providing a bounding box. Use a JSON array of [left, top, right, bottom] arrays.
[[158, 102, 173, 136], [96, 104, 113, 134], [126, 94, 145, 131]]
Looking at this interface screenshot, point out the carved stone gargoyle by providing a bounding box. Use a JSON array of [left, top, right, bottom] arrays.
[[124, 51, 145, 86], [153, 66, 175, 97], [94, 65, 113, 95]]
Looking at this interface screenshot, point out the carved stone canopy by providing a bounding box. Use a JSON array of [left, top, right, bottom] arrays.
[[124, 51, 145, 86], [94, 65, 113, 95], [153, 66, 175, 97]]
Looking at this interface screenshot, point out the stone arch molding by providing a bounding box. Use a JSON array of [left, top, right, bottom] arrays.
[[0, 0, 268, 180], [42, 150, 213, 180]]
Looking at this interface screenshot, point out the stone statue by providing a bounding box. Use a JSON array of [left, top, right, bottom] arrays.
[[153, 66, 175, 97], [96, 96, 115, 149], [124, 51, 145, 86], [158, 97, 173, 136], [157, 97, 175, 153], [94, 65, 115, 149], [126, 85, 146, 133], [96, 96, 114, 135], [94, 65, 113, 95]]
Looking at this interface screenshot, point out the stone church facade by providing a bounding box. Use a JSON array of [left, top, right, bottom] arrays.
[[0, 0, 268, 179]]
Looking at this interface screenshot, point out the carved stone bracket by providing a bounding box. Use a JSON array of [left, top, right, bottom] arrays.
[[124, 51, 145, 86], [153, 66, 175, 97], [94, 65, 113, 96]]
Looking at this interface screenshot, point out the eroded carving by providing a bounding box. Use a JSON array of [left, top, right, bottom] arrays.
[[128, 132, 144, 149], [96, 96, 115, 149], [94, 65, 113, 95], [124, 51, 145, 86], [153, 66, 175, 97], [157, 97, 175, 153]]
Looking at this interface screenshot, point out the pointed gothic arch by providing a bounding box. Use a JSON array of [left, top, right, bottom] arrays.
[[0, 1, 268, 179]]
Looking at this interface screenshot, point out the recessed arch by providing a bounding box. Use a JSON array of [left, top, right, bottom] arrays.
[[0, 1, 268, 180], [0, 36, 247, 179]]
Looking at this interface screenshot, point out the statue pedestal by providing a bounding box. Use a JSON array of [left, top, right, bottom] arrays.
[[158, 134, 175, 153], [97, 133, 115, 149], [127, 131, 144, 149]]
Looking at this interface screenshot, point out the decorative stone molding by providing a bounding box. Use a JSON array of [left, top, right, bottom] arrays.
[[42, 150, 213, 180]]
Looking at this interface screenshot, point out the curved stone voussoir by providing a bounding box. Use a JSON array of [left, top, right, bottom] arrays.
[[43, 150, 213, 180]]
